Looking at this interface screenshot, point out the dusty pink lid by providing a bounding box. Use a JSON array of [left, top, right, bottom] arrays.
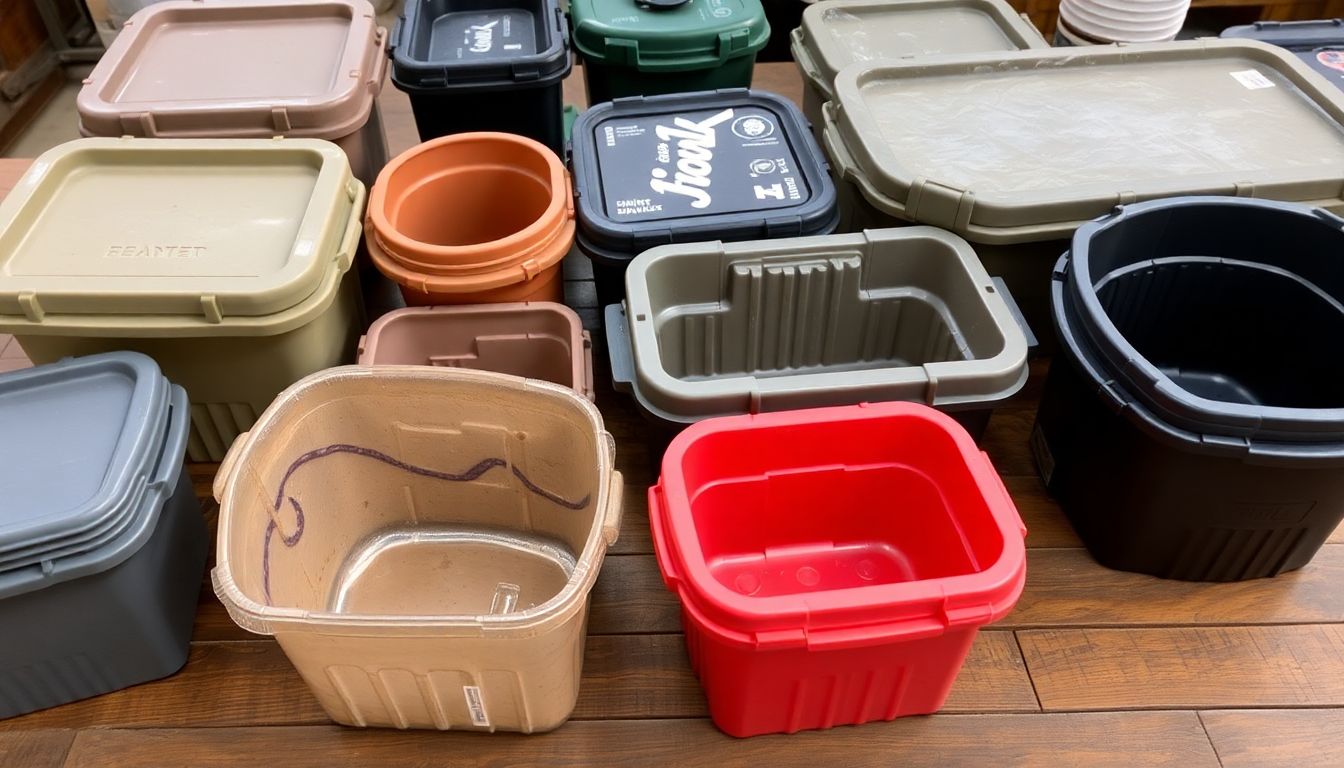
[[78, 0, 387, 139]]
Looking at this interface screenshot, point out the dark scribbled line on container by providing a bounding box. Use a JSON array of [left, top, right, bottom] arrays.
[[262, 443, 591, 604]]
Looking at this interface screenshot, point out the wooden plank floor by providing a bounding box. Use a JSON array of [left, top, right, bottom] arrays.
[[1, 64, 1342, 766]]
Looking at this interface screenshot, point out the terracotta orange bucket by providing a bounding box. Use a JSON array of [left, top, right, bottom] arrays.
[[366, 132, 575, 305]]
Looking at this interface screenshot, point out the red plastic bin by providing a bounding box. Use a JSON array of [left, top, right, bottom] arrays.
[[649, 402, 1027, 737]]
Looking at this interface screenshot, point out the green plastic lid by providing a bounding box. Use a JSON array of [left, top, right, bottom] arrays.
[[570, 0, 769, 72]]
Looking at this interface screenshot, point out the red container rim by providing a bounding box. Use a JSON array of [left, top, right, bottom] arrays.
[[651, 402, 1028, 651]]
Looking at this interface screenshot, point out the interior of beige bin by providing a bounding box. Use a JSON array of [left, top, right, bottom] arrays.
[[641, 238, 1003, 380], [225, 372, 603, 618]]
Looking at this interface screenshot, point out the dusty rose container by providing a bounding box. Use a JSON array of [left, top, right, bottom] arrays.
[[76, 0, 389, 186], [358, 303, 595, 401]]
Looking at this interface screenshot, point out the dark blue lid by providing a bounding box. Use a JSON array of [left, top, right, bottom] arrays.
[[1223, 21, 1344, 89], [1222, 19, 1344, 49], [570, 89, 839, 257], [389, 0, 572, 90]]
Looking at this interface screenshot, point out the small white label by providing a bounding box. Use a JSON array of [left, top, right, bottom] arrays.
[[1230, 70, 1275, 90], [464, 686, 489, 727]]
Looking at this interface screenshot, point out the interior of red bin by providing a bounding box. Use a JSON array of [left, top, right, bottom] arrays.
[[677, 412, 1005, 599]]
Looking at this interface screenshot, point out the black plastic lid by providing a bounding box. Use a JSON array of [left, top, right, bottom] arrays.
[[389, 0, 572, 91], [1221, 19, 1344, 49], [570, 89, 839, 256]]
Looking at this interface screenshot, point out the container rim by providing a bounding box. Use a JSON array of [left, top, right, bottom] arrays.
[[617, 227, 1030, 422], [1220, 19, 1344, 50], [356, 302, 594, 400], [1060, 196, 1344, 444], [0, 352, 170, 557], [651, 402, 1028, 645], [366, 132, 575, 283], [212, 365, 621, 636], [796, 0, 1049, 90], [570, 89, 840, 254], [0, 383, 190, 601], [569, 0, 770, 71], [0, 138, 364, 334], [824, 39, 1344, 243], [77, 0, 387, 140], [388, 0, 573, 89]]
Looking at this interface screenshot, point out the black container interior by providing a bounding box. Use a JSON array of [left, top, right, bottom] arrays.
[[407, 0, 548, 62], [1085, 204, 1344, 410]]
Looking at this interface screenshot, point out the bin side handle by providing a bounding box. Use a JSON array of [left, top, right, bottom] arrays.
[[605, 303, 636, 393], [335, 184, 368, 272], [579, 330, 597, 401], [992, 277, 1038, 351], [602, 470, 624, 546], [214, 430, 251, 504], [821, 103, 860, 183], [149, 387, 191, 492], [647, 483, 681, 588], [984, 450, 1027, 540], [368, 25, 390, 93]]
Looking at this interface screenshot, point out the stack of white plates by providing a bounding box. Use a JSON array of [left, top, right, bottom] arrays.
[[1058, 0, 1190, 43]]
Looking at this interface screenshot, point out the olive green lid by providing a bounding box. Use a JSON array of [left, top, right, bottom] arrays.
[[0, 138, 364, 333], [824, 40, 1344, 244], [570, 0, 769, 72], [793, 0, 1049, 103]]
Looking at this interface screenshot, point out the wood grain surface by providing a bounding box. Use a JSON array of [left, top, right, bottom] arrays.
[[0, 63, 1338, 766]]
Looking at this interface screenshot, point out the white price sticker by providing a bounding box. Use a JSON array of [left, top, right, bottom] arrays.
[[464, 686, 490, 727], [1230, 70, 1275, 90]]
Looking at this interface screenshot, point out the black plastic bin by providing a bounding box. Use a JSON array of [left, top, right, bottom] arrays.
[[1222, 20, 1344, 90], [1034, 197, 1344, 582], [388, 0, 572, 155], [0, 353, 205, 717], [570, 88, 839, 313]]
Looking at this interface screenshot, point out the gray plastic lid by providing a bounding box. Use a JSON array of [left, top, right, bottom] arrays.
[[793, 0, 1048, 102], [0, 382, 189, 600], [607, 227, 1030, 423], [571, 89, 839, 257], [823, 40, 1344, 244], [0, 353, 172, 566]]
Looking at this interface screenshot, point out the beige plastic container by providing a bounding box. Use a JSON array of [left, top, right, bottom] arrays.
[[211, 366, 622, 732], [358, 303, 595, 401], [77, 0, 390, 186], [791, 0, 1049, 130], [0, 137, 366, 462]]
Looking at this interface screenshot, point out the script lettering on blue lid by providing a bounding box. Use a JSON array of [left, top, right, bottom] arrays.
[[430, 10, 538, 61], [594, 105, 811, 223]]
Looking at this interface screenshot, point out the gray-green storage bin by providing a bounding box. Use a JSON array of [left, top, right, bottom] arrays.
[[606, 227, 1033, 445], [791, 0, 1048, 130], [0, 352, 204, 719], [821, 39, 1344, 339]]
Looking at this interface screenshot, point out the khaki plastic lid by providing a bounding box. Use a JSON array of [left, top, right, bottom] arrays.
[[795, 0, 1047, 99], [0, 138, 363, 324], [825, 40, 1344, 243], [78, 0, 386, 139]]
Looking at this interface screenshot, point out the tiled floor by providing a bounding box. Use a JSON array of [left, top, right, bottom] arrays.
[[4, 82, 83, 159]]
